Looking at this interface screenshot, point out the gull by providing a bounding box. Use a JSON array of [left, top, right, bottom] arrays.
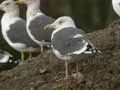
[[0, 0, 40, 61], [45, 16, 100, 79], [16, 0, 55, 52]]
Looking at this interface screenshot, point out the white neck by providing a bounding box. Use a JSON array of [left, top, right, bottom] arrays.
[[58, 24, 76, 29], [5, 10, 19, 18], [112, 0, 120, 16], [1, 10, 20, 27], [26, 2, 43, 21]]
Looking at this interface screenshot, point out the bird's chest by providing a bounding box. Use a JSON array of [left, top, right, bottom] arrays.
[[1, 18, 11, 33], [1, 15, 19, 43], [1, 16, 17, 33]]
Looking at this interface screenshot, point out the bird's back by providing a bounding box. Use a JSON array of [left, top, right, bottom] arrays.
[[28, 14, 55, 42], [51, 27, 90, 55], [6, 18, 40, 47]]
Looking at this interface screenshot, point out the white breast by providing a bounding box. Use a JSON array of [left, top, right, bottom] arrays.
[[1, 14, 25, 51]]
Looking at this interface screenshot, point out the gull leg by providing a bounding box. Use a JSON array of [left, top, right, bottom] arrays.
[[47, 49, 52, 64], [40, 40, 47, 53], [74, 62, 84, 80], [29, 52, 32, 60], [40, 45, 43, 53], [65, 60, 69, 79], [76, 62, 79, 78], [21, 51, 24, 62]]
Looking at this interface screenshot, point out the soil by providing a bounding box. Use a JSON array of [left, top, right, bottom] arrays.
[[0, 20, 120, 90]]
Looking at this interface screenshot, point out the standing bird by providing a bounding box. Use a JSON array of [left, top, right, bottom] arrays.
[[45, 16, 100, 79], [0, 0, 40, 61], [16, 0, 55, 52], [112, 0, 120, 16]]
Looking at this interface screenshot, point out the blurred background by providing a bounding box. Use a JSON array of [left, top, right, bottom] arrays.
[[0, 0, 119, 58]]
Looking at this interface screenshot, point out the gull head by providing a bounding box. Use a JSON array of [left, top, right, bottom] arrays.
[[44, 16, 76, 30], [0, 0, 18, 12]]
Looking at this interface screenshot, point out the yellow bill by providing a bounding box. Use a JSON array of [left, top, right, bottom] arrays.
[[15, 0, 24, 4], [44, 24, 56, 30]]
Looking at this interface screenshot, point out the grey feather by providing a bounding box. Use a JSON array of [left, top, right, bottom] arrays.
[[7, 20, 39, 47], [52, 27, 94, 55], [28, 15, 55, 42]]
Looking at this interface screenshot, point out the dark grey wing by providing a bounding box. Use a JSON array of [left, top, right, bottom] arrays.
[[28, 15, 55, 42], [7, 19, 39, 47], [52, 27, 89, 55]]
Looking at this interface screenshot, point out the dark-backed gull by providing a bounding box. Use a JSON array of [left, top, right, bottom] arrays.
[[16, 0, 55, 52], [0, 0, 40, 61], [45, 16, 100, 79]]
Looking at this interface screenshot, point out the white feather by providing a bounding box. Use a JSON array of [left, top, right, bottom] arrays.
[[112, 0, 120, 16], [0, 55, 9, 63], [1, 13, 26, 51], [73, 34, 83, 38]]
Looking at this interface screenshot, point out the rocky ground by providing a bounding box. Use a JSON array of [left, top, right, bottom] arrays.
[[0, 20, 120, 90]]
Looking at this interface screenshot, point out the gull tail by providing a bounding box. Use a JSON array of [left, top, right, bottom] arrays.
[[84, 44, 101, 54]]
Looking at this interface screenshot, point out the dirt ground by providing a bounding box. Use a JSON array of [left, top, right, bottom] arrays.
[[0, 21, 120, 90]]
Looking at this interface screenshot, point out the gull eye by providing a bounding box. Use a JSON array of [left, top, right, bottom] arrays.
[[59, 20, 64, 24], [5, 2, 10, 6], [119, 2, 120, 6]]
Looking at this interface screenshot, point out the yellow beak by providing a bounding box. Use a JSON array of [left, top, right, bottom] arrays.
[[44, 24, 56, 30], [15, 0, 24, 4]]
